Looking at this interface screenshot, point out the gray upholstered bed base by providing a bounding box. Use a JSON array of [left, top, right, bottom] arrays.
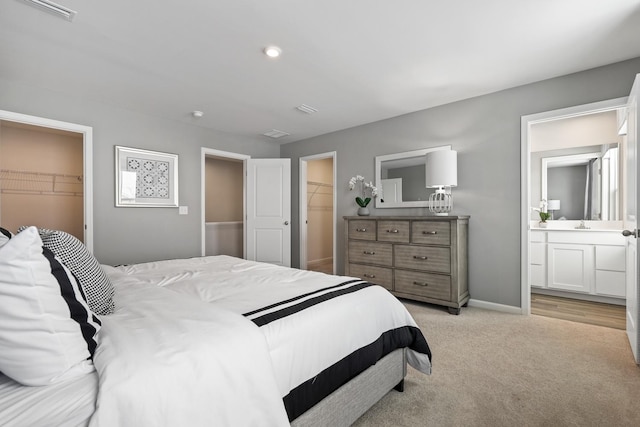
[[291, 348, 407, 427]]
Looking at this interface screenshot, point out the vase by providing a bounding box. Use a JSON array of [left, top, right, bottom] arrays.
[[357, 207, 370, 216], [538, 221, 547, 228]]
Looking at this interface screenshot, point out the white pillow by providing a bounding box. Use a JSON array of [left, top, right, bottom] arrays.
[[18, 227, 115, 315], [0, 227, 101, 386]]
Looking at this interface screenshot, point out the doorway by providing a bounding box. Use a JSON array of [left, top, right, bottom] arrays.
[[299, 152, 336, 274], [200, 148, 249, 258], [521, 97, 629, 319], [200, 148, 292, 266], [0, 111, 93, 250]]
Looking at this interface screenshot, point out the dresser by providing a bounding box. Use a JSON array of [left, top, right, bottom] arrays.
[[344, 216, 469, 314]]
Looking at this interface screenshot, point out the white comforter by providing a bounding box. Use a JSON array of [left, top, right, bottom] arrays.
[[88, 277, 290, 427], [102, 256, 432, 403]]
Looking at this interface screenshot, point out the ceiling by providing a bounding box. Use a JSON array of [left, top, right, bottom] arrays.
[[2, 0, 640, 145]]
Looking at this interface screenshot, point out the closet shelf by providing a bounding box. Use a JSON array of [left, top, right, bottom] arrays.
[[307, 180, 333, 207], [0, 169, 83, 197]]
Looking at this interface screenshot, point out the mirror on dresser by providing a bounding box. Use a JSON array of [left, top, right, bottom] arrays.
[[374, 145, 451, 208]]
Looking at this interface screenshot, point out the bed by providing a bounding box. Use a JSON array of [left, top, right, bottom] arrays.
[[0, 227, 432, 426]]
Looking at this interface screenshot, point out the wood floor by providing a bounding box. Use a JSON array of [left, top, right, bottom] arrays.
[[531, 294, 626, 330], [307, 259, 334, 275]]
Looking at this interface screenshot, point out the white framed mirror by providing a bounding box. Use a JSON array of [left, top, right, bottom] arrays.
[[541, 145, 620, 221], [375, 145, 451, 208]]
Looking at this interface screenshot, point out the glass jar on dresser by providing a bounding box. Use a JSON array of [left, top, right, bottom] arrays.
[[344, 216, 470, 314]]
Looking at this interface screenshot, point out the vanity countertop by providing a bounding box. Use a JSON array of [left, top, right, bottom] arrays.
[[530, 220, 624, 232], [531, 226, 623, 232]]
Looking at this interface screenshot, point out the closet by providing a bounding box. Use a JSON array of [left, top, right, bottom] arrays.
[[306, 158, 334, 274], [203, 156, 243, 257], [0, 121, 84, 240]]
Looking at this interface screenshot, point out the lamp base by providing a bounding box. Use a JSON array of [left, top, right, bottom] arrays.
[[428, 188, 452, 215]]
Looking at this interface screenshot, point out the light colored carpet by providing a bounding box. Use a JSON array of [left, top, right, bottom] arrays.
[[353, 302, 640, 427]]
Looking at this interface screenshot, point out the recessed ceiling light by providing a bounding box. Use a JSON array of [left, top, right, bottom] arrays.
[[191, 110, 204, 118], [22, 0, 77, 21], [264, 46, 282, 58]]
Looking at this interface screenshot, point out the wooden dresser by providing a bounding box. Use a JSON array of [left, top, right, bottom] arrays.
[[344, 216, 469, 314]]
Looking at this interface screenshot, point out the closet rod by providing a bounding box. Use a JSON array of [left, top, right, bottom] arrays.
[[0, 169, 83, 196]]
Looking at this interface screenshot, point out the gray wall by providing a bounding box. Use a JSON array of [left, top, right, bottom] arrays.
[[0, 78, 280, 265], [280, 57, 640, 308]]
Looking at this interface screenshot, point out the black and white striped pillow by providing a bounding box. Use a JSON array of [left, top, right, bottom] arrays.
[[19, 227, 115, 315], [0, 226, 101, 386], [0, 227, 12, 248]]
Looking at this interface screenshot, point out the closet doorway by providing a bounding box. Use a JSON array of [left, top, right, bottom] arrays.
[[299, 152, 336, 274], [0, 111, 93, 250], [201, 148, 248, 258]]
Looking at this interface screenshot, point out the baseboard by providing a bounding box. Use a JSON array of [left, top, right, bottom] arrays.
[[468, 299, 523, 315]]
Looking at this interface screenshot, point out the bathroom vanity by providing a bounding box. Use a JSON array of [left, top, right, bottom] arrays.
[[530, 223, 625, 301]]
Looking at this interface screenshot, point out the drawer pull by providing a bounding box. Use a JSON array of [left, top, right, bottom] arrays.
[[422, 231, 437, 235], [413, 281, 429, 287], [356, 228, 367, 232], [386, 229, 399, 233], [363, 251, 376, 255], [363, 274, 376, 279], [413, 255, 428, 260]]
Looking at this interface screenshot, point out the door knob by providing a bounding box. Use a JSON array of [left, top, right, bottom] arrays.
[[622, 229, 637, 238], [284, 221, 289, 226]]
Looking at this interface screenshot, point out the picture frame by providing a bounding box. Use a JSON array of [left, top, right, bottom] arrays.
[[115, 146, 179, 207]]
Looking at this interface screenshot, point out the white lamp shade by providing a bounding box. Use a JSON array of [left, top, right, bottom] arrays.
[[425, 150, 457, 188], [547, 199, 561, 210]]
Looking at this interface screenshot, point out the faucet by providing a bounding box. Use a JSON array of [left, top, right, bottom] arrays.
[[575, 220, 590, 230]]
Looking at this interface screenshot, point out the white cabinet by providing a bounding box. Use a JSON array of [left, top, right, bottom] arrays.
[[594, 245, 626, 297], [532, 229, 626, 299], [530, 231, 546, 288], [547, 243, 593, 293]]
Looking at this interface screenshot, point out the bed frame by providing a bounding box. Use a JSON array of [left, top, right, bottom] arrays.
[[291, 348, 407, 427]]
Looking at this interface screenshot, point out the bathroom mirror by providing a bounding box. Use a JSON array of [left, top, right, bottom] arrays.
[[541, 144, 620, 220], [375, 145, 451, 208]]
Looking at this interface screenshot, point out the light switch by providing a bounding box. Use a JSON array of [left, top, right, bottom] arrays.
[[179, 206, 188, 215]]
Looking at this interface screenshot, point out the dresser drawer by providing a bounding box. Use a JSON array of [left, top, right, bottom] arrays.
[[394, 245, 450, 273], [348, 220, 377, 240], [411, 221, 451, 246], [348, 263, 393, 291], [395, 269, 451, 301], [377, 220, 410, 243], [348, 241, 393, 266]]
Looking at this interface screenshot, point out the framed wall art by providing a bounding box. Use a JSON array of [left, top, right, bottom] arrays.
[[115, 146, 179, 207]]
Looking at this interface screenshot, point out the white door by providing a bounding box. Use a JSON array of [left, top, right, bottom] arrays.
[[246, 159, 291, 267], [624, 74, 640, 364]]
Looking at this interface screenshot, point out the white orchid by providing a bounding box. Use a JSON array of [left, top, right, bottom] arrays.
[[348, 175, 378, 207]]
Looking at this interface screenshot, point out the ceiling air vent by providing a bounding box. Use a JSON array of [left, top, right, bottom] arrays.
[[262, 129, 290, 139], [296, 104, 319, 114]]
